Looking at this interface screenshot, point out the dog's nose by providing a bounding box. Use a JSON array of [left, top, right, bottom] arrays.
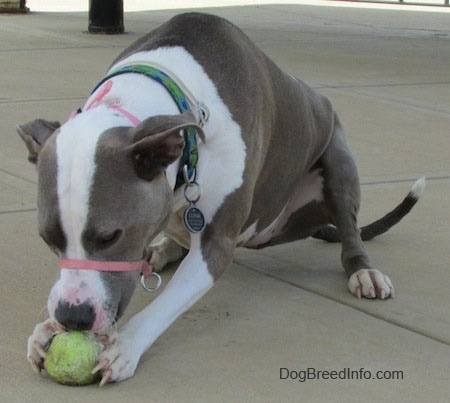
[[54, 300, 96, 331]]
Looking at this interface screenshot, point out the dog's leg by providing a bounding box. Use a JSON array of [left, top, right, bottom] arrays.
[[321, 116, 394, 299], [95, 217, 240, 385], [149, 235, 185, 272]]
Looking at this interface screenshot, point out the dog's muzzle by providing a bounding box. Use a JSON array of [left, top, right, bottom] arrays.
[[58, 259, 162, 292]]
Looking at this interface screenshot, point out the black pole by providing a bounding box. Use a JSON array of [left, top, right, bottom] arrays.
[[88, 0, 124, 34]]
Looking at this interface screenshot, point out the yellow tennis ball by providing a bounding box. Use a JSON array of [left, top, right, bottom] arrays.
[[44, 331, 102, 386]]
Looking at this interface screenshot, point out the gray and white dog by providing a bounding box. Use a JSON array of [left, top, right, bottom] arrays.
[[18, 13, 424, 385]]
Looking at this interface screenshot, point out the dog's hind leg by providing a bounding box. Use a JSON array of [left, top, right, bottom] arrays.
[[149, 235, 186, 272], [319, 115, 394, 299]]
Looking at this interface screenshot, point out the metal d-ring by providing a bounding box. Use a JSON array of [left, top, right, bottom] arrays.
[[182, 164, 196, 185], [184, 181, 201, 204], [140, 272, 162, 292], [197, 102, 209, 126]]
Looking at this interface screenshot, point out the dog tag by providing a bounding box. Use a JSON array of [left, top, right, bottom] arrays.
[[184, 203, 206, 233]]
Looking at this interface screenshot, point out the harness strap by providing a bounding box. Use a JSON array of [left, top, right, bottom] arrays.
[[91, 64, 205, 184]]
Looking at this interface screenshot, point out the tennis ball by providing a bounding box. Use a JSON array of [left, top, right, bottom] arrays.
[[44, 331, 102, 386]]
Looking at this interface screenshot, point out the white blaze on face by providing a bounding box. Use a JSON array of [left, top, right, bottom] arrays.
[[54, 112, 105, 306], [50, 108, 132, 329], [56, 106, 132, 258], [56, 112, 104, 258]]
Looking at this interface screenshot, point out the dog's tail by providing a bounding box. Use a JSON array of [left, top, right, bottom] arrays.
[[312, 177, 426, 243]]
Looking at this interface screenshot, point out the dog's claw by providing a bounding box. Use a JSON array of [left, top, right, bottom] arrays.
[[389, 284, 395, 299], [348, 269, 394, 299], [34, 341, 47, 359], [92, 357, 110, 375], [28, 357, 42, 374], [99, 369, 112, 387]]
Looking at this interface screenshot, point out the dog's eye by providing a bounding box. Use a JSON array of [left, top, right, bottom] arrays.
[[99, 230, 122, 246]]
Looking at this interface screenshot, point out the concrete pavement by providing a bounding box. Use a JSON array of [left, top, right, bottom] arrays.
[[1, 2, 449, 401]]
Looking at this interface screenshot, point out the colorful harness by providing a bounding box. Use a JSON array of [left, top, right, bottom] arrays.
[[91, 64, 208, 186]]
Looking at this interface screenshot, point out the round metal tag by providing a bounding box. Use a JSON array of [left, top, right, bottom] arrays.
[[184, 205, 206, 233]]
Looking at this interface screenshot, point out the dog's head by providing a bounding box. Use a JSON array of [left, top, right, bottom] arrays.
[[17, 109, 199, 331]]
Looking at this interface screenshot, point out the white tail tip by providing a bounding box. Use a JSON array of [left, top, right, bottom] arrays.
[[411, 176, 426, 199]]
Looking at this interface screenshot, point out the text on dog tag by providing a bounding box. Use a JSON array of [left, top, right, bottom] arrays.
[[184, 204, 206, 233]]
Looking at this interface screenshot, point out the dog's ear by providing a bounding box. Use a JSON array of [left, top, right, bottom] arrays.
[[128, 113, 205, 181], [16, 119, 61, 164]]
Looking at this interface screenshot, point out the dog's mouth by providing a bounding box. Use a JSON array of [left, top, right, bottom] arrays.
[[49, 261, 148, 332]]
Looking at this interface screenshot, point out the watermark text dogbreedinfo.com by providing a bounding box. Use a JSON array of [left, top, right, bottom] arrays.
[[280, 367, 404, 382]]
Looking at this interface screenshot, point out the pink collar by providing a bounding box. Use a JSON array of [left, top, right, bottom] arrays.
[[69, 79, 141, 126], [59, 258, 162, 292], [59, 258, 151, 277]]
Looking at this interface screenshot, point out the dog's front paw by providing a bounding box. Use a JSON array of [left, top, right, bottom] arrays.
[[27, 318, 65, 374], [93, 333, 140, 386], [348, 268, 394, 299]]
